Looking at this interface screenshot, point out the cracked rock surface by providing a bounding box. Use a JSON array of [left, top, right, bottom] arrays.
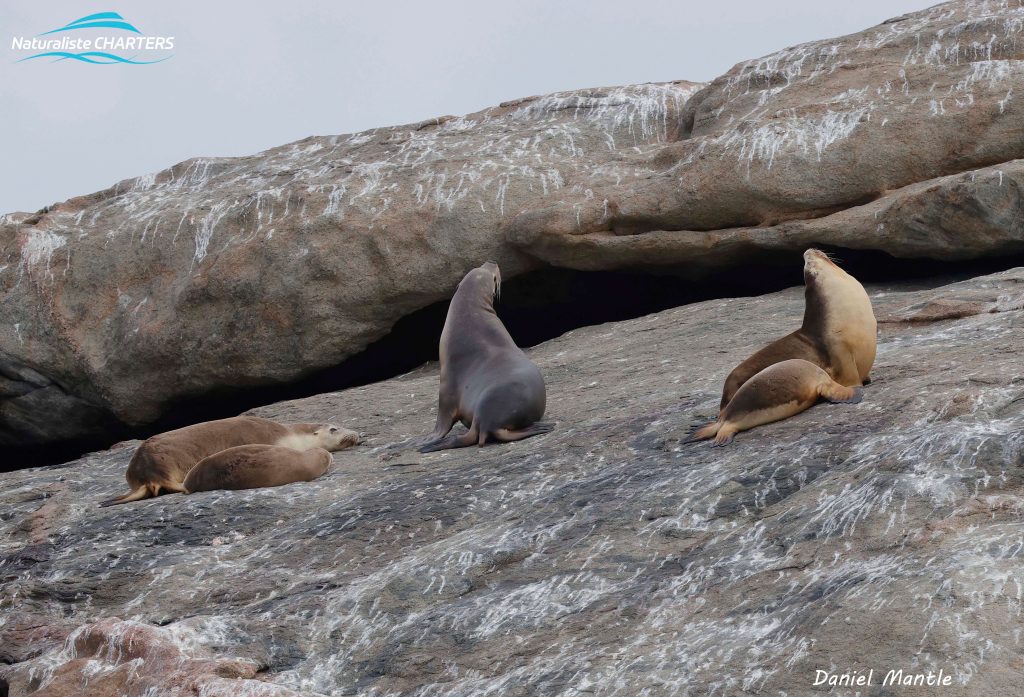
[[2, 267, 1022, 696]]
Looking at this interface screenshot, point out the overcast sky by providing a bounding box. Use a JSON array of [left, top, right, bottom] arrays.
[[2, 0, 936, 214]]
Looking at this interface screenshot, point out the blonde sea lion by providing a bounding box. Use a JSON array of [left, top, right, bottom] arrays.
[[719, 249, 877, 412], [183, 444, 333, 493], [690, 359, 863, 446], [419, 261, 553, 453], [100, 416, 358, 506]]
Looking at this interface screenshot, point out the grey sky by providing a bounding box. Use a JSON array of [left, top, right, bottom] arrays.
[[2, 0, 935, 214]]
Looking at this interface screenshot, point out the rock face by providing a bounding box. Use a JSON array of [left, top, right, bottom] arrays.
[[2, 268, 1023, 696], [3, 0, 1024, 448]]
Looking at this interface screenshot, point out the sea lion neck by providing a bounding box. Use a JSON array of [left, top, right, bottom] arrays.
[[801, 268, 827, 334], [451, 276, 498, 318]]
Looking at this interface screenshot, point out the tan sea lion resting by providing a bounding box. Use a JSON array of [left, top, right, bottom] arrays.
[[183, 445, 333, 493], [100, 416, 359, 506], [419, 261, 553, 453], [719, 249, 877, 413], [689, 359, 863, 446]]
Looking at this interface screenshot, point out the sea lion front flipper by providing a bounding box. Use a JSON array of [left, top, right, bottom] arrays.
[[831, 351, 865, 387], [491, 422, 555, 443], [414, 436, 444, 450], [711, 428, 737, 447], [424, 401, 458, 444], [418, 425, 481, 453]]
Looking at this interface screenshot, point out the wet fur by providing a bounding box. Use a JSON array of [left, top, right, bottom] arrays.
[[100, 417, 357, 506]]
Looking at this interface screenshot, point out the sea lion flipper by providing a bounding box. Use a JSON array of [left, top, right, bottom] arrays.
[[684, 421, 720, 443], [711, 430, 736, 447], [491, 422, 555, 443], [99, 484, 151, 507], [424, 405, 457, 444], [415, 427, 456, 450], [819, 383, 864, 404], [418, 426, 480, 453], [415, 436, 444, 451]]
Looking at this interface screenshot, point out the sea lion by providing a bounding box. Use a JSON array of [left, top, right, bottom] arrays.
[[418, 261, 552, 452], [719, 249, 877, 412], [183, 445, 333, 493], [100, 416, 358, 506], [690, 359, 863, 446]]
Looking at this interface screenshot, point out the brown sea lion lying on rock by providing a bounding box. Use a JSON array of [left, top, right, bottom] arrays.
[[100, 416, 358, 506]]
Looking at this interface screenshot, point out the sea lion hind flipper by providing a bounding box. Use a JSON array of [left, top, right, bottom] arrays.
[[162, 481, 188, 494], [684, 421, 720, 444], [492, 422, 555, 443], [820, 384, 864, 404], [99, 484, 151, 507]]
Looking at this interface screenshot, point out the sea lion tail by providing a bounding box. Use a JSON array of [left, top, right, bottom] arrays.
[[99, 484, 151, 507], [685, 422, 720, 444]]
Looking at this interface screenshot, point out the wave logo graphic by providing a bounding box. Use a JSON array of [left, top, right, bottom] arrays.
[[40, 12, 141, 35], [20, 51, 166, 65], [11, 11, 174, 65]]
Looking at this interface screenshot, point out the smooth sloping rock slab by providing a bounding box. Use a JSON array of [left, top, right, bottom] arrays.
[[2, 268, 1022, 696]]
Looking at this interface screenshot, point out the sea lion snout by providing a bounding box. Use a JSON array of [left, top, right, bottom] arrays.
[[803, 249, 828, 281], [803, 248, 841, 273], [473, 261, 501, 300], [803, 248, 824, 267], [312, 424, 360, 450], [804, 248, 833, 259]]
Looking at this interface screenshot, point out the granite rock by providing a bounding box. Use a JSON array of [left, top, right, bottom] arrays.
[[1, 267, 1022, 696]]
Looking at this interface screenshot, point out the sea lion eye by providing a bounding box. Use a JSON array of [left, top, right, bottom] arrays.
[[329, 427, 338, 433]]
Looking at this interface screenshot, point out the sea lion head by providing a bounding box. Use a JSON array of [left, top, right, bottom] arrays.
[[803, 248, 847, 285], [461, 261, 502, 304], [313, 424, 360, 451]]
